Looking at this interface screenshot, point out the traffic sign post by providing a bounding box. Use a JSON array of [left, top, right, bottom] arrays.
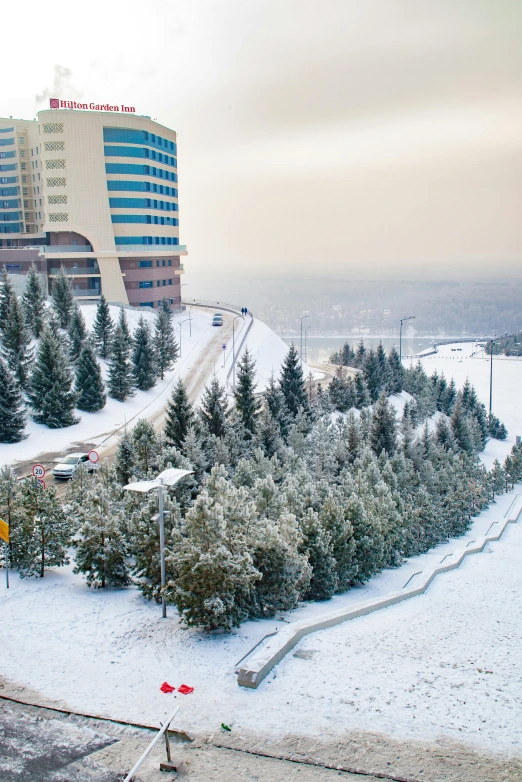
[[37, 479, 46, 490], [0, 517, 9, 589], [88, 450, 99, 464], [32, 464, 46, 479], [222, 344, 227, 368]]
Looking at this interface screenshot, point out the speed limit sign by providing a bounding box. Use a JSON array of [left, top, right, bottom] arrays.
[[32, 464, 46, 479]]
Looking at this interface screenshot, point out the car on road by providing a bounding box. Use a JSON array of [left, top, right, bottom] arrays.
[[52, 453, 96, 480], [212, 312, 223, 326]]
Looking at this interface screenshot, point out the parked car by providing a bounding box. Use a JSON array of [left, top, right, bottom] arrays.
[[52, 453, 96, 480], [212, 313, 223, 326]]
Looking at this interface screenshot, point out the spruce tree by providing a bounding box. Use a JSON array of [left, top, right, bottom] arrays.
[[387, 347, 404, 394], [234, 348, 261, 434], [108, 318, 134, 402], [117, 305, 133, 348], [265, 373, 291, 437], [0, 467, 23, 569], [132, 315, 156, 390], [200, 375, 228, 438], [164, 379, 194, 448], [114, 428, 137, 486], [22, 263, 47, 338], [2, 295, 33, 389], [68, 304, 88, 363], [370, 394, 397, 455], [362, 348, 382, 402], [75, 343, 106, 412], [73, 482, 130, 588], [17, 479, 70, 577], [154, 298, 179, 379], [28, 328, 79, 428], [354, 339, 367, 367], [0, 359, 26, 443], [0, 266, 15, 340], [92, 295, 114, 358], [450, 397, 475, 453], [320, 496, 356, 591], [354, 372, 370, 409], [133, 419, 159, 475], [51, 266, 74, 329], [279, 344, 308, 417]]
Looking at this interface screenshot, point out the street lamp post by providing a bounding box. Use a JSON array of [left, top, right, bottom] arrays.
[[188, 304, 194, 337], [304, 325, 311, 365], [232, 314, 243, 390], [399, 315, 416, 364], [178, 318, 191, 357], [300, 314, 310, 364], [489, 339, 497, 420], [123, 468, 193, 618]]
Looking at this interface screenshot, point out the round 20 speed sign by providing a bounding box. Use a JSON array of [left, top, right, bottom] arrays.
[[32, 464, 46, 479]]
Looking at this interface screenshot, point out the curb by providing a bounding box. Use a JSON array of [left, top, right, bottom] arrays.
[[237, 495, 522, 688]]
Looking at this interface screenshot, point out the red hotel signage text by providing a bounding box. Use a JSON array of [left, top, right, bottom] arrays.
[[50, 98, 135, 113]]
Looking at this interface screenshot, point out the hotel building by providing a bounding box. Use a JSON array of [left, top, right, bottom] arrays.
[[0, 108, 186, 307]]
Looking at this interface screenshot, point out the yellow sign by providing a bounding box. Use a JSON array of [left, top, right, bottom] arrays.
[[0, 518, 8, 544]]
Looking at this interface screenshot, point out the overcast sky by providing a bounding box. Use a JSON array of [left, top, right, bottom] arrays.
[[2, 0, 521, 283]]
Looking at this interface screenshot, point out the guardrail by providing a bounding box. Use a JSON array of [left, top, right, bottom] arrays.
[[237, 494, 522, 688]]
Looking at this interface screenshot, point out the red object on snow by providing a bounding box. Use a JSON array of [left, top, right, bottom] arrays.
[[160, 682, 176, 693], [178, 684, 194, 695]]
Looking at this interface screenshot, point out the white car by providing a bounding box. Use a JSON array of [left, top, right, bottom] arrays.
[[52, 453, 96, 480]]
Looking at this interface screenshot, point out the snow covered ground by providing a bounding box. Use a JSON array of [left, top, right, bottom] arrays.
[[1, 340, 521, 759]]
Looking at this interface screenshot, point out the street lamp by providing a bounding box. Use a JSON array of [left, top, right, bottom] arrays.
[[300, 314, 310, 364], [188, 304, 194, 338], [123, 468, 193, 618], [399, 315, 415, 364], [178, 318, 191, 357], [489, 338, 498, 421], [232, 314, 243, 390], [304, 325, 311, 365]]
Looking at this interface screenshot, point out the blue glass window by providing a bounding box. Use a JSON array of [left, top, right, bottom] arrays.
[[139, 281, 153, 288], [138, 260, 152, 268]]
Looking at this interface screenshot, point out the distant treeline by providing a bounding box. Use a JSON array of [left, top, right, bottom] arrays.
[[485, 332, 522, 357]]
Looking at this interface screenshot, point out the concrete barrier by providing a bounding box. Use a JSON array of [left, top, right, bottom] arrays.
[[237, 495, 522, 688]]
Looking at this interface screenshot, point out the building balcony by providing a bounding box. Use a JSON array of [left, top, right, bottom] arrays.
[[73, 287, 101, 298], [114, 244, 187, 256], [49, 266, 100, 276], [41, 245, 94, 255]]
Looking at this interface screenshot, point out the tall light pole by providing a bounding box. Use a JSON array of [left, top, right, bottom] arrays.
[[180, 283, 188, 312], [489, 339, 497, 421], [123, 468, 193, 618], [188, 304, 194, 337], [399, 315, 415, 364], [232, 314, 243, 389], [178, 318, 190, 357], [304, 324, 311, 365], [300, 314, 310, 364]]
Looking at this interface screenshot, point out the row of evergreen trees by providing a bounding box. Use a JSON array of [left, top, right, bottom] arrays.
[[328, 339, 507, 442], [2, 340, 520, 634], [0, 265, 179, 442]]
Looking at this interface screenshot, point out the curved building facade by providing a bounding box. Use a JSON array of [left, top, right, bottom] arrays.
[[0, 109, 186, 308]]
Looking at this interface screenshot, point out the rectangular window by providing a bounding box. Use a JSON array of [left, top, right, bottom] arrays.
[[138, 260, 152, 268], [162, 279, 166, 286], [156, 280, 161, 287], [138, 281, 153, 288], [19, 150, 25, 158], [139, 302, 154, 307], [162, 259, 166, 266], [167, 259, 171, 266], [21, 163, 26, 171], [156, 260, 159, 267], [168, 279, 172, 285]]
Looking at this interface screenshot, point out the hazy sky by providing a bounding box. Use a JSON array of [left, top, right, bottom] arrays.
[[2, 0, 521, 283]]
